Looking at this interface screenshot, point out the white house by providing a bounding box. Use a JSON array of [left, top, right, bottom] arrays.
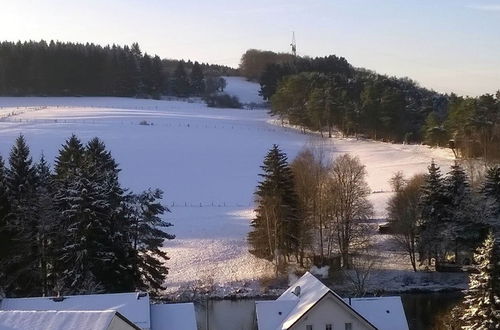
[[255, 272, 409, 330], [0, 292, 197, 330], [0, 310, 139, 330]]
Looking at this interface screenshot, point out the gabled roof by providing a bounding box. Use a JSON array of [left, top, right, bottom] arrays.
[[345, 297, 409, 330], [0, 292, 150, 329], [0, 310, 139, 330], [256, 272, 408, 330], [150, 303, 197, 330]]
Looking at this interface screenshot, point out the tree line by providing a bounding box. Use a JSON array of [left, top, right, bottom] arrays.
[[0, 40, 235, 100], [0, 135, 173, 297], [248, 145, 373, 273], [387, 161, 499, 272], [242, 49, 500, 161]]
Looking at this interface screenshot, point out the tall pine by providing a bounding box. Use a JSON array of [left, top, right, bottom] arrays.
[[172, 62, 190, 97], [124, 189, 174, 294], [190, 61, 205, 96], [0, 155, 12, 293], [4, 135, 40, 296], [418, 160, 449, 265], [248, 145, 301, 273], [445, 162, 487, 261], [460, 231, 500, 328], [483, 165, 500, 234]]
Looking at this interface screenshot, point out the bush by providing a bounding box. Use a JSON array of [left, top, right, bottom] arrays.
[[204, 93, 242, 109]]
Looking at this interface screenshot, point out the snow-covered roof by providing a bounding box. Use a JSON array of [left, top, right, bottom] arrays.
[[0, 292, 150, 329], [345, 297, 409, 330], [255, 300, 297, 330], [150, 303, 197, 330], [276, 272, 333, 329], [0, 310, 136, 330], [256, 272, 408, 330]]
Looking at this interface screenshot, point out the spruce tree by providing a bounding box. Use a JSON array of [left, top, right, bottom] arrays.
[[445, 162, 486, 260], [248, 145, 301, 273], [418, 160, 450, 265], [190, 61, 205, 96], [172, 62, 191, 97], [461, 231, 500, 328], [483, 165, 500, 224], [84, 138, 135, 292], [0, 155, 12, 293], [124, 189, 174, 294], [35, 154, 56, 296], [4, 135, 40, 296], [54, 134, 85, 180]]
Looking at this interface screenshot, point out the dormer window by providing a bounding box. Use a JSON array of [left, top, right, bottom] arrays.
[[306, 325, 313, 330], [326, 324, 333, 330]]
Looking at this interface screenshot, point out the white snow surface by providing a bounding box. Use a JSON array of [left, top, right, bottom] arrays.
[[0, 292, 150, 329], [345, 297, 409, 330], [0, 310, 117, 330], [222, 76, 265, 104], [0, 78, 454, 295], [150, 303, 197, 330]]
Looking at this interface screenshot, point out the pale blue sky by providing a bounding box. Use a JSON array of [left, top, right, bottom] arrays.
[[1, 0, 499, 96]]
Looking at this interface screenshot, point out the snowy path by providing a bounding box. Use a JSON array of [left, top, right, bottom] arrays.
[[0, 80, 454, 294]]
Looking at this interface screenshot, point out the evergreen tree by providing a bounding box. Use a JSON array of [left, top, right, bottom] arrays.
[[248, 145, 301, 273], [54, 165, 116, 294], [190, 61, 205, 96], [445, 162, 487, 261], [483, 165, 500, 223], [460, 231, 500, 328], [0, 155, 12, 292], [150, 55, 164, 98], [124, 189, 174, 294], [418, 160, 450, 265], [34, 154, 56, 296], [4, 135, 40, 296], [172, 62, 191, 97], [84, 138, 135, 292], [54, 134, 85, 180]]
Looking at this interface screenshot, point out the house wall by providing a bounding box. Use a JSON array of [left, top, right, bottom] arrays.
[[108, 315, 139, 330], [290, 295, 373, 330]]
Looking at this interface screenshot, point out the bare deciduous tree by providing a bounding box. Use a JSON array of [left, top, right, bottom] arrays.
[[327, 154, 374, 269], [387, 174, 425, 271], [291, 146, 329, 262]]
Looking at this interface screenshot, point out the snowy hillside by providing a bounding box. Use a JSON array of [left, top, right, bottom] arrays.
[[0, 79, 454, 294], [222, 76, 265, 105]]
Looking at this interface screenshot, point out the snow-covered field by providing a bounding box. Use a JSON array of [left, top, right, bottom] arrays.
[[0, 78, 455, 295]]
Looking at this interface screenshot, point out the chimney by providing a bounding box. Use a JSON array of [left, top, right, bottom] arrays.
[[293, 286, 301, 297]]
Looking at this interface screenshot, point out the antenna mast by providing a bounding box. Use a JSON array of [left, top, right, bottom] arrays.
[[290, 32, 297, 57]]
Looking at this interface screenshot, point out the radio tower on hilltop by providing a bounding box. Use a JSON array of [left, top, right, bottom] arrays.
[[290, 32, 297, 57]]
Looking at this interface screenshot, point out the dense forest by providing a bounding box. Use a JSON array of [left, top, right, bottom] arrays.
[[0, 135, 173, 297], [0, 40, 236, 99], [239, 49, 500, 161]]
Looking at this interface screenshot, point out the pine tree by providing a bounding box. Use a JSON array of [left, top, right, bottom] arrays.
[[172, 62, 191, 97], [35, 154, 57, 296], [54, 167, 112, 294], [124, 189, 174, 294], [4, 135, 40, 296], [83, 137, 135, 292], [483, 165, 500, 224], [418, 160, 450, 265], [248, 145, 301, 273], [190, 61, 205, 96], [54, 134, 85, 180], [0, 155, 12, 292], [445, 162, 486, 261], [461, 231, 500, 328]]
